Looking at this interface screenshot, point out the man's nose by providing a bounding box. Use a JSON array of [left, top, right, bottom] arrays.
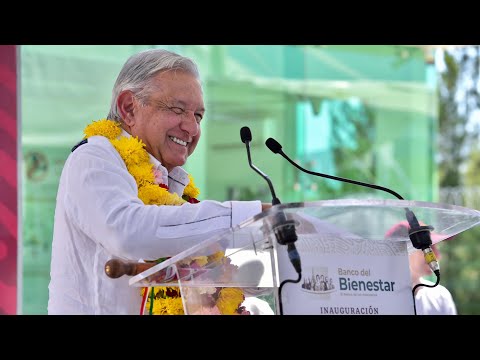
[[180, 112, 199, 136]]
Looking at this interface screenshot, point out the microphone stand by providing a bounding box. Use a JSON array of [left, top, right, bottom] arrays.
[[241, 127, 280, 205], [265, 137, 441, 315], [240, 127, 301, 315]]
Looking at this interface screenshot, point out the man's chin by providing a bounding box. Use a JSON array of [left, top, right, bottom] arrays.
[[164, 160, 187, 171]]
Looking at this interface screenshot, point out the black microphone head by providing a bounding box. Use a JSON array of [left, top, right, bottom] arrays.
[[240, 126, 252, 143], [265, 138, 282, 154]]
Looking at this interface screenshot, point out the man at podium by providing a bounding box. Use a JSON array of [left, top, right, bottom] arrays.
[[47, 49, 272, 315]]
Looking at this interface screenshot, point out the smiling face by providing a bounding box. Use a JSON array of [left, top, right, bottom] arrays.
[[119, 69, 205, 172]]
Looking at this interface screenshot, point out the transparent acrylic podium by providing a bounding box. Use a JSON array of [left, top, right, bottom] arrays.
[[128, 199, 480, 315]]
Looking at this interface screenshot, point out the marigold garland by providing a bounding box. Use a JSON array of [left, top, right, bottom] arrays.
[[84, 119, 246, 315], [84, 119, 190, 206]]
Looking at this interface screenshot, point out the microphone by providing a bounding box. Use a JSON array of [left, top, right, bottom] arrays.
[[265, 137, 404, 200], [240, 127, 301, 274], [241, 127, 280, 205], [265, 137, 439, 275]]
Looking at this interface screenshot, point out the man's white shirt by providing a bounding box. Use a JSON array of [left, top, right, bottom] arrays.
[[48, 134, 261, 315]]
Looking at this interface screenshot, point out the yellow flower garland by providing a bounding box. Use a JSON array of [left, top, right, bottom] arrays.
[[84, 118, 199, 206], [84, 119, 245, 315]]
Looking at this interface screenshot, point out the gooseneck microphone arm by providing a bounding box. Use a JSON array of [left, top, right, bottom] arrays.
[[265, 138, 405, 201], [240, 127, 302, 315], [265, 137, 436, 249], [241, 127, 281, 205]]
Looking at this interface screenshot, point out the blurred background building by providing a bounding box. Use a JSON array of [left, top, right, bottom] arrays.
[[1, 45, 479, 314]]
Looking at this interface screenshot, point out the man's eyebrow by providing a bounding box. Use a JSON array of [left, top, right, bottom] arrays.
[[173, 99, 205, 112]]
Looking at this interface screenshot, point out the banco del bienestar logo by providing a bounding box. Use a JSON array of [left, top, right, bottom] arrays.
[[337, 267, 396, 297], [301, 266, 336, 298]]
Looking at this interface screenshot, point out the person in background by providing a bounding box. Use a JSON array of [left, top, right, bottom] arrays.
[[385, 221, 457, 315], [48, 48, 272, 315]]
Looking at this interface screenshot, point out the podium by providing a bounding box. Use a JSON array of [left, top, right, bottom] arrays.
[[126, 199, 480, 315]]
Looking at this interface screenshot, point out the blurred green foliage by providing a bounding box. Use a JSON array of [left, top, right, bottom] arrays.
[[440, 227, 480, 314], [437, 46, 480, 314]]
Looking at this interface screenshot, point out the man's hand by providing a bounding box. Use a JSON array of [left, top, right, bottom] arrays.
[[261, 203, 272, 212]]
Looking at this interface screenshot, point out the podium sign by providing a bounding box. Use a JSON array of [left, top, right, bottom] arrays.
[[276, 236, 414, 315]]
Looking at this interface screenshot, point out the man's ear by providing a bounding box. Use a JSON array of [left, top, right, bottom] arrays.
[[117, 90, 136, 126]]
